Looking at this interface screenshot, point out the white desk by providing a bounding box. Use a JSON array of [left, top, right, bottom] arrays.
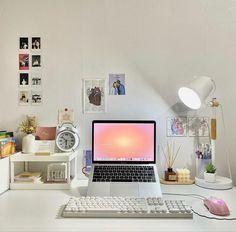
[[0, 180, 236, 232]]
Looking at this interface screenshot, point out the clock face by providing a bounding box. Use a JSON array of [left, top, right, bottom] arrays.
[[56, 130, 79, 152], [58, 132, 75, 150]]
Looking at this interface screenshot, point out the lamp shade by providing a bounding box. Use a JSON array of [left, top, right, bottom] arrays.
[[178, 76, 214, 109]]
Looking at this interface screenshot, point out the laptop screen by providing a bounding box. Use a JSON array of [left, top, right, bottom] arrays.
[[92, 120, 156, 163]]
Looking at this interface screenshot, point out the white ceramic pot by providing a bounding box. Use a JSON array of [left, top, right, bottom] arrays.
[[22, 134, 35, 154], [204, 171, 216, 183]]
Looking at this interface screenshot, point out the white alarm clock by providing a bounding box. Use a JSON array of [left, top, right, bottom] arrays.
[[56, 123, 80, 152]]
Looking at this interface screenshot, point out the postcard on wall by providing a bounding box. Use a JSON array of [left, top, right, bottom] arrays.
[[32, 55, 41, 68], [58, 108, 74, 124], [19, 73, 29, 87], [188, 117, 209, 137], [19, 54, 29, 70], [83, 79, 106, 113], [19, 90, 30, 106], [31, 72, 42, 87], [19, 37, 29, 50], [31, 91, 42, 106], [166, 116, 187, 137], [109, 73, 126, 95], [32, 37, 41, 50]]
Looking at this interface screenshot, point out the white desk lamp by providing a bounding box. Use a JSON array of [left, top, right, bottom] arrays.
[[178, 76, 233, 189]]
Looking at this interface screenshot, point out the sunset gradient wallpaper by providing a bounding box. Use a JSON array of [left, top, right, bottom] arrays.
[[93, 123, 155, 161]]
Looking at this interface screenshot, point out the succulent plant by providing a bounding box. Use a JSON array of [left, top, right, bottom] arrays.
[[205, 163, 216, 174]]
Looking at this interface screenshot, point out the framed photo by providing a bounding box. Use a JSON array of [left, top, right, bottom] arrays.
[[19, 90, 30, 105], [166, 116, 187, 137], [32, 55, 41, 68], [35, 127, 56, 140], [19, 37, 29, 50], [109, 73, 126, 95], [31, 91, 42, 105], [19, 73, 29, 87], [188, 117, 209, 137], [83, 79, 106, 113], [19, 54, 29, 70], [31, 72, 42, 87], [32, 37, 41, 50]]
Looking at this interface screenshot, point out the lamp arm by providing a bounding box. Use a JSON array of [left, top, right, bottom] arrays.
[[211, 79, 217, 95]]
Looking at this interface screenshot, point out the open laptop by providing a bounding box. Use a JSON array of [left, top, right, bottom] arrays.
[[87, 120, 162, 197]]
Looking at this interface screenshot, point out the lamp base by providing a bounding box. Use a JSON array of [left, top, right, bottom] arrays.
[[195, 176, 233, 190]]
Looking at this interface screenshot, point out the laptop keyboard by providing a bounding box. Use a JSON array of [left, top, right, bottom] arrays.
[[92, 165, 156, 182]]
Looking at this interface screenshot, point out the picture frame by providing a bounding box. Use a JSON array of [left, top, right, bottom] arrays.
[[188, 117, 209, 137], [19, 54, 29, 70], [31, 91, 42, 106], [32, 37, 41, 50], [19, 90, 30, 106], [31, 72, 42, 88], [19, 37, 29, 50], [166, 116, 187, 137], [19, 73, 30, 88], [32, 55, 41, 68], [109, 73, 126, 95], [83, 79, 106, 113]]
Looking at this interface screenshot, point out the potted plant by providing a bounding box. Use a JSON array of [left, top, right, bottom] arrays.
[[204, 163, 216, 183], [19, 115, 37, 154]]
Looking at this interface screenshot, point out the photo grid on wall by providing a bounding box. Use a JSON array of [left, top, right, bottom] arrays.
[[18, 37, 42, 106]]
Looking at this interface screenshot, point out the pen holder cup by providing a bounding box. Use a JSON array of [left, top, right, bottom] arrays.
[[196, 158, 211, 179]]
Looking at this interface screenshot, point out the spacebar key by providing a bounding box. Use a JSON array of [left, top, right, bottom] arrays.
[[86, 208, 121, 213]]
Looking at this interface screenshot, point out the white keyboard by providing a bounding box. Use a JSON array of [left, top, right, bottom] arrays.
[[62, 196, 193, 218]]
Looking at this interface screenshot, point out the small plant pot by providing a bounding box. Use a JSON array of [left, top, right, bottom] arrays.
[[204, 171, 216, 183]]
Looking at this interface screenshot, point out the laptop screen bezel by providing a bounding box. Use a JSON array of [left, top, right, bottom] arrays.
[[92, 120, 156, 164]]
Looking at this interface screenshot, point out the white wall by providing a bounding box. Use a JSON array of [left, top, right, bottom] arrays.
[[0, 0, 236, 184]]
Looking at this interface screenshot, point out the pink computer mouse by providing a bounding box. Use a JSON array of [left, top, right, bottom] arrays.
[[204, 196, 230, 216]]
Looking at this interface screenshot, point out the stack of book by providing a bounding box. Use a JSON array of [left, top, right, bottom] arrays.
[[0, 130, 16, 158], [14, 172, 43, 183]]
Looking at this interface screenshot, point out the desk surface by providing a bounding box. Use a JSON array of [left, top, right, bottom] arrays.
[[0, 180, 236, 232]]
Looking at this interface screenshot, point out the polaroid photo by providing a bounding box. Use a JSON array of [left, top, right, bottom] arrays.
[[32, 55, 41, 68], [83, 79, 106, 113], [19, 73, 29, 87], [31, 72, 42, 87], [32, 37, 41, 50], [166, 116, 187, 137], [19, 54, 29, 70], [19, 37, 29, 50], [109, 73, 126, 95], [19, 90, 30, 106], [31, 91, 42, 106]]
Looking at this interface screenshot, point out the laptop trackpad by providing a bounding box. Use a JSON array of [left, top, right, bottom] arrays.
[[110, 183, 139, 197]]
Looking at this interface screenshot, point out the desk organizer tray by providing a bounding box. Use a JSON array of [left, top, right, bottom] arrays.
[[160, 178, 194, 185]]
